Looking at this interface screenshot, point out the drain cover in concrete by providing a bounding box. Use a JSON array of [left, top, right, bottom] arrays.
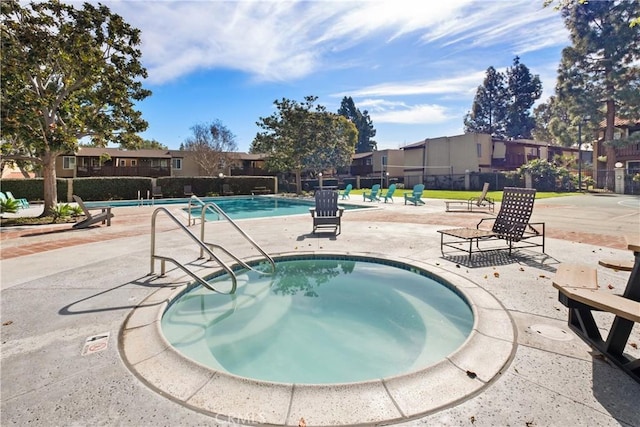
[[530, 324, 573, 341], [82, 332, 110, 355]]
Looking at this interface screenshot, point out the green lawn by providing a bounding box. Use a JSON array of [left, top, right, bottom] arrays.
[[346, 188, 577, 201]]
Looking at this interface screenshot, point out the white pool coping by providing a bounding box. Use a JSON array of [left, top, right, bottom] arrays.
[[120, 252, 516, 426]]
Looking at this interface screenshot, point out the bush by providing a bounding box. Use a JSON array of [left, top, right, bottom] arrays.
[[517, 159, 571, 192], [0, 198, 20, 214]]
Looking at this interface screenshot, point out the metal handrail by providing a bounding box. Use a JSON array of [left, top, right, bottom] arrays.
[[185, 195, 274, 275], [198, 201, 276, 275], [187, 195, 218, 225], [150, 207, 237, 294]]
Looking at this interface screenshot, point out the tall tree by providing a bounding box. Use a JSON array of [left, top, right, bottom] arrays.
[[505, 56, 542, 138], [463, 66, 507, 137], [251, 96, 357, 194], [337, 96, 377, 153], [1, 0, 150, 215], [182, 120, 238, 176], [532, 96, 574, 146], [551, 0, 640, 188]]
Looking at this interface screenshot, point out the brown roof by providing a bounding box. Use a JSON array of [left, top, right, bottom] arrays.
[[76, 147, 171, 158], [598, 117, 640, 129]]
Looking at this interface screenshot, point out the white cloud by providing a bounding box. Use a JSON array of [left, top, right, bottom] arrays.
[[98, 0, 566, 85], [335, 72, 485, 99], [355, 100, 451, 124], [376, 104, 450, 124]]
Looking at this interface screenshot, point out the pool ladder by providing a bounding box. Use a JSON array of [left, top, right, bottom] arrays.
[[150, 198, 275, 294]]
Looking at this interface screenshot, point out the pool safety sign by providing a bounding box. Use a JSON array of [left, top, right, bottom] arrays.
[[82, 332, 110, 356]]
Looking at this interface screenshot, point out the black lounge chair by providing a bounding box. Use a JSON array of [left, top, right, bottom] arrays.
[[438, 187, 545, 259], [310, 190, 344, 235]]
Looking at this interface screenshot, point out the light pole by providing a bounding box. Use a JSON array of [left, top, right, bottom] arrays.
[[577, 116, 590, 192], [318, 172, 323, 190]]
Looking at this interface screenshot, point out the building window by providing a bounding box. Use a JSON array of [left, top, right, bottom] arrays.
[[381, 155, 387, 167], [63, 156, 76, 170], [151, 159, 169, 167], [131, 160, 137, 166], [172, 158, 182, 170], [119, 159, 126, 167], [477, 144, 482, 157], [628, 161, 640, 173]]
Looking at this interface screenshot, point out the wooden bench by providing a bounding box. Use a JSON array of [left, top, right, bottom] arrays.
[[552, 262, 640, 383], [251, 186, 270, 195]]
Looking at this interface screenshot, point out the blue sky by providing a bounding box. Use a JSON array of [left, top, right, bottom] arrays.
[[100, 0, 569, 152]]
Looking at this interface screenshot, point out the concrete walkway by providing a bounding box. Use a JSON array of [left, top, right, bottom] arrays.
[[1, 193, 639, 426]]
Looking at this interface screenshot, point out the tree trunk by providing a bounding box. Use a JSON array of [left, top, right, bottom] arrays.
[[295, 169, 302, 195], [604, 99, 616, 190], [41, 150, 58, 217]]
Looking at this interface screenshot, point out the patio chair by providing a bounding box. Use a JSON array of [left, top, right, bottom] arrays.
[[445, 182, 494, 213], [222, 183, 235, 196], [152, 186, 163, 199], [362, 184, 381, 202], [310, 190, 344, 235], [340, 184, 352, 200], [438, 187, 545, 259], [381, 184, 397, 203], [404, 184, 425, 205], [183, 185, 194, 197], [4, 191, 29, 209], [72, 195, 114, 229]]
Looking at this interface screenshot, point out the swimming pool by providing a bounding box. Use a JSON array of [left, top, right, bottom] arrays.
[[121, 252, 515, 425], [161, 254, 474, 384], [87, 196, 370, 220]]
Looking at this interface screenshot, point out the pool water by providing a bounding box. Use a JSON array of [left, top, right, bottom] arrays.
[[87, 196, 368, 220], [188, 196, 364, 220], [161, 255, 474, 384]]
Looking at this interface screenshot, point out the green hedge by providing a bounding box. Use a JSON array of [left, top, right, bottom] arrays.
[[72, 177, 153, 201], [1, 176, 278, 202], [0, 178, 68, 202], [157, 176, 276, 197]]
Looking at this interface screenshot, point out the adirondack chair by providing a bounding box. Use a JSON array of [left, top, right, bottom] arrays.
[[183, 185, 194, 197], [4, 191, 29, 209], [340, 183, 353, 200], [404, 184, 425, 205], [438, 187, 545, 259], [310, 190, 344, 235], [72, 195, 114, 229], [445, 182, 494, 212], [381, 184, 397, 203], [362, 184, 381, 202]]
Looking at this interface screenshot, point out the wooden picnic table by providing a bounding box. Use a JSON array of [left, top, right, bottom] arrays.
[[554, 237, 640, 384], [599, 239, 640, 272]]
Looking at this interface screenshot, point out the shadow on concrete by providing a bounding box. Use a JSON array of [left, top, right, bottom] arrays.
[[296, 232, 338, 241], [58, 275, 169, 316], [441, 249, 560, 271]]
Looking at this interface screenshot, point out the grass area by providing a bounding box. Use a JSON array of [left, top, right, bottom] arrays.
[[347, 188, 577, 201]]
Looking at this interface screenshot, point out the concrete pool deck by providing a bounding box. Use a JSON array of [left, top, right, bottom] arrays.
[[1, 193, 639, 426]]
